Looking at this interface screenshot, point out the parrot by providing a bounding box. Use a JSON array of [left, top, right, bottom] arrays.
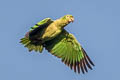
[[20, 14, 94, 74]]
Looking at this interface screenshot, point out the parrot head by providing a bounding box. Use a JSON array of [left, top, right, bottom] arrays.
[[62, 14, 74, 23], [57, 14, 74, 29]]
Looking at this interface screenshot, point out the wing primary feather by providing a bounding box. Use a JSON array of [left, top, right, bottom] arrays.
[[84, 54, 92, 70], [61, 58, 65, 62], [85, 54, 94, 66], [80, 59, 85, 74], [70, 62, 73, 70], [64, 59, 68, 65], [83, 59, 88, 72], [73, 62, 77, 73], [76, 62, 80, 74], [81, 48, 94, 66], [67, 60, 70, 66]]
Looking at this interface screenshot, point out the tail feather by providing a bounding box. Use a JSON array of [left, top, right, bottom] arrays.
[[20, 37, 43, 53]]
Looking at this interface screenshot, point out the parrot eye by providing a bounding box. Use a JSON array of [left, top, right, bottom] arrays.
[[66, 16, 69, 18]]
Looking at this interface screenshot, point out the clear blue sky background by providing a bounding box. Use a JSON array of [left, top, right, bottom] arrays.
[[0, 0, 120, 80]]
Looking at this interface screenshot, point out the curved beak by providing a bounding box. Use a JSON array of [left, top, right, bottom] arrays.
[[69, 17, 74, 23]]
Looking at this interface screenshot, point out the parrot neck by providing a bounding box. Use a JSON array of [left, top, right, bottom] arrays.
[[55, 18, 69, 30]]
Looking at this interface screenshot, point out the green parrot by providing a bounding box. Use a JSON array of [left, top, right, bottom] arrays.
[[20, 14, 94, 74]]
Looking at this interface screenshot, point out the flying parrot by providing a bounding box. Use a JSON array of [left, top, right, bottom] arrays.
[[20, 14, 94, 74]]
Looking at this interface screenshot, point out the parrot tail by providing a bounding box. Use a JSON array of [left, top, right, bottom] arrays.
[[20, 37, 43, 53]]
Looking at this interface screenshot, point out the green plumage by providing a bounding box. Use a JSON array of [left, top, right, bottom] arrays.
[[20, 18, 53, 53], [44, 29, 94, 73], [20, 37, 43, 53], [30, 18, 53, 31], [20, 15, 94, 74]]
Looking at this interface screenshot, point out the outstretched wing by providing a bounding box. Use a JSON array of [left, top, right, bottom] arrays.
[[26, 18, 53, 40], [30, 18, 53, 31], [20, 18, 53, 53], [44, 29, 94, 74]]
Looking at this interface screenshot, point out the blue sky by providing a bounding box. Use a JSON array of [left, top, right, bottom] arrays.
[[0, 0, 120, 80]]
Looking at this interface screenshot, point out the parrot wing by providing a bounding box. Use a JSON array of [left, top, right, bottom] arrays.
[[30, 18, 53, 30], [20, 18, 53, 53], [44, 29, 94, 74], [28, 18, 53, 40]]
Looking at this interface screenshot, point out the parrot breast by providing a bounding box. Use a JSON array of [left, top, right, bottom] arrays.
[[41, 22, 62, 42]]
